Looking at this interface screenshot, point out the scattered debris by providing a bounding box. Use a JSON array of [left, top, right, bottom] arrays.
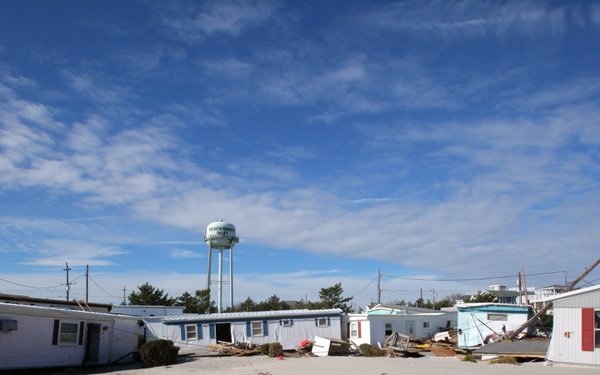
[[311, 336, 352, 357]]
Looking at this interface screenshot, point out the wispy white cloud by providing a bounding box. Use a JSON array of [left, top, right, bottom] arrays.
[[1, 1, 599, 305], [159, 0, 281, 42], [362, 0, 583, 38]]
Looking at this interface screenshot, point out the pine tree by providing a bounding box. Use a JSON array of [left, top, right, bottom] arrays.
[[128, 282, 175, 306], [308, 283, 353, 312]]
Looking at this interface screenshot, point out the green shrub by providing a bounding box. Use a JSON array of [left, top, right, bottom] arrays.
[[260, 343, 270, 355], [490, 356, 518, 365], [269, 342, 283, 358], [461, 353, 477, 363], [359, 343, 373, 357], [140, 339, 180, 367]]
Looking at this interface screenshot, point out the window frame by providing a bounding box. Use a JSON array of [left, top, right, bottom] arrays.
[[185, 324, 198, 340], [58, 321, 80, 346], [317, 318, 328, 328], [350, 322, 360, 338], [281, 319, 293, 327], [487, 313, 508, 321], [385, 322, 393, 336], [422, 321, 431, 330], [595, 310, 600, 349], [251, 321, 265, 336]]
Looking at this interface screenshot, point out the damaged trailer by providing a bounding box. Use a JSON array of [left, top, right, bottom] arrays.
[[143, 308, 342, 351], [0, 302, 143, 371]]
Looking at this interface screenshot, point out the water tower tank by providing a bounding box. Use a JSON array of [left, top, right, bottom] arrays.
[[204, 221, 239, 249]]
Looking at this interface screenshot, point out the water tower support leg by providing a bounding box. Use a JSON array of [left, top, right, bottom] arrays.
[[229, 247, 233, 311], [218, 249, 223, 313], [206, 245, 212, 290]]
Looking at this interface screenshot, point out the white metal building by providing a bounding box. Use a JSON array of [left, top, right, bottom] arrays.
[[111, 305, 185, 317], [456, 303, 534, 349], [143, 309, 342, 351], [344, 304, 457, 347], [0, 302, 144, 371], [546, 284, 600, 366]]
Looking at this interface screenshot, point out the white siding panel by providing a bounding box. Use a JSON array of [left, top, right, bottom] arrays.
[[548, 307, 600, 366], [554, 293, 600, 309]]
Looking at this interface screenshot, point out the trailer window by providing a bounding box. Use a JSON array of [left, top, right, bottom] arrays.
[[350, 322, 359, 338], [487, 313, 507, 321], [595, 310, 600, 348], [385, 323, 393, 336], [251, 321, 264, 336], [59, 322, 79, 345], [317, 318, 328, 327], [185, 324, 197, 340]]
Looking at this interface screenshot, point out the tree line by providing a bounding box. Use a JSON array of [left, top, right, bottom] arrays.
[[127, 282, 499, 313], [127, 282, 354, 313]]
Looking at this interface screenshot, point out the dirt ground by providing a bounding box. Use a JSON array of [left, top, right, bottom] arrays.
[[74, 351, 599, 375]]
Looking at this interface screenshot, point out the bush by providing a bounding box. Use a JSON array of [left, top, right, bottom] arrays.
[[140, 339, 180, 367], [260, 343, 270, 355], [269, 342, 283, 358], [358, 343, 386, 357], [461, 353, 477, 363], [359, 343, 373, 357], [490, 356, 518, 365]]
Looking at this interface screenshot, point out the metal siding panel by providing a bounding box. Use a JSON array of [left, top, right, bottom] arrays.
[[554, 290, 600, 309], [549, 307, 600, 366]]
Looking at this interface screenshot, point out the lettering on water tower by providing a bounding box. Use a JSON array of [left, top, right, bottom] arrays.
[[208, 225, 235, 236]]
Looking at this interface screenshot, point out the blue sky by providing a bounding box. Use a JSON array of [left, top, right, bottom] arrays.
[[1, 0, 599, 310]]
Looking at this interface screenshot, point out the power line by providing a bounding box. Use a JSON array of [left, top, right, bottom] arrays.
[[0, 276, 63, 290], [381, 270, 568, 283], [350, 275, 378, 299], [88, 275, 122, 301]]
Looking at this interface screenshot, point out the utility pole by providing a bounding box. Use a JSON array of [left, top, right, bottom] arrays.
[[509, 257, 600, 339], [63, 262, 71, 301], [431, 288, 436, 309], [122, 286, 127, 305], [521, 266, 530, 305], [517, 270, 523, 304], [85, 265, 89, 303], [420, 288, 423, 308], [377, 268, 381, 304]]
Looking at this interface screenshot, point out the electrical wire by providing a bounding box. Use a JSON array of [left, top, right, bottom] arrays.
[[88, 275, 123, 301], [0, 276, 63, 289], [349, 275, 378, 298], [381, 270, 568, 283]]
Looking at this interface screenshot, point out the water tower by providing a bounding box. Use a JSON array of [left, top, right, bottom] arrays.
[[204, 221, 239, 313]]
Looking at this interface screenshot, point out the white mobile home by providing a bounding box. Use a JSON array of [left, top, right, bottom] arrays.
[[0, 302, 143, 371], [344, 304, 457, 347], [546, 284, 600, 366], [456, 303, 534, 349], [144, 309, 342, 351], [111, 305, 185, 317], [0, 293, 112, 313]]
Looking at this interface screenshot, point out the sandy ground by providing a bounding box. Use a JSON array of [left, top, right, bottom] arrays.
[[77, 352, 599, 375]]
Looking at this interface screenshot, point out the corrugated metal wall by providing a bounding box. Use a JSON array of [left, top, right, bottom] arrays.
[[548, 306, 600, 365], [553, 292, 600, 309]]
